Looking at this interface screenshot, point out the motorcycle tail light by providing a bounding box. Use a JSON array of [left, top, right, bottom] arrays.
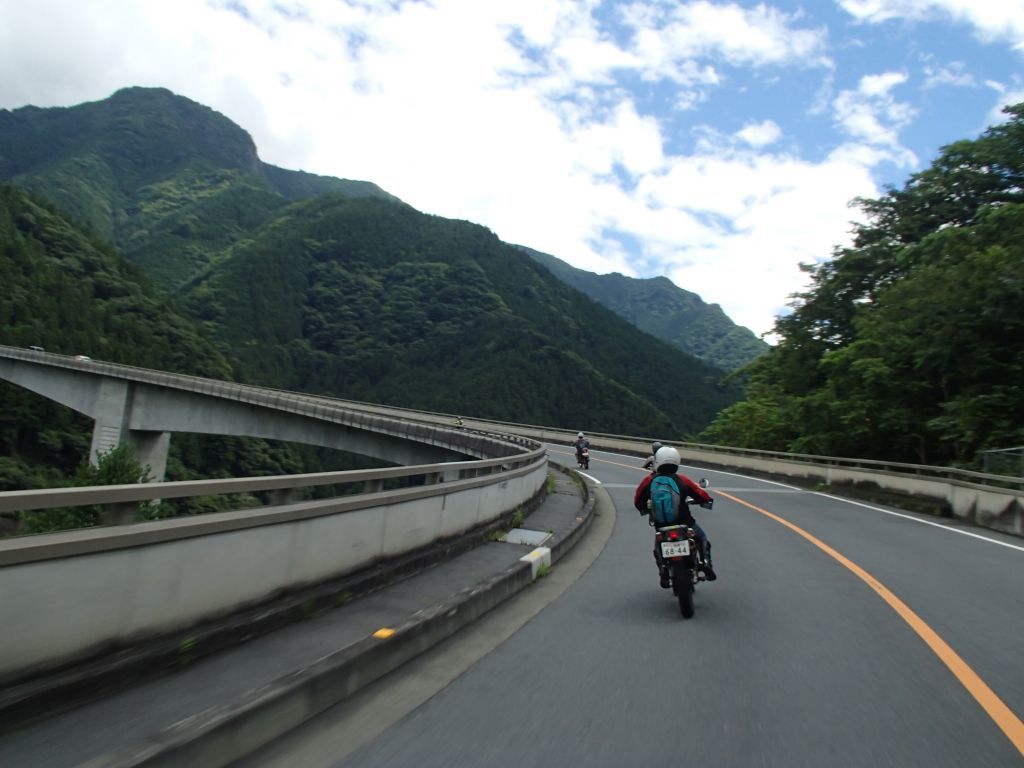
[[668, 531, 680, 541]]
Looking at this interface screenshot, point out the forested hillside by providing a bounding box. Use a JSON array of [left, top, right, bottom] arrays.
[[182, 194, 736, 435], [0, 86, 396, 291], [0, 87, 740, 466], [521, 246, 768, 372], [700, 104, 1024, 470], [0, 184, 373, 498]]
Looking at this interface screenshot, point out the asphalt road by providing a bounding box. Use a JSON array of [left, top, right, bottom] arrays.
[[253, 445, 1024, 768]]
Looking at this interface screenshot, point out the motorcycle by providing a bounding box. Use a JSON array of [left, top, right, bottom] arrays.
[[651, 478, 711, 619], [654, 523, 709, 618], [577, 446, 590, 470]]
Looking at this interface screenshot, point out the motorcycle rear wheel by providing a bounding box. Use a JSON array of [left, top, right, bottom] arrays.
[[673, 564, 695, 618]]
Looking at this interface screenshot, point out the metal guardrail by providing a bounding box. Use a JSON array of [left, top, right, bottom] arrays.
[[0, 449, 549, 567], [980, 446, 1024, 478], [0, 448, 546, 516]]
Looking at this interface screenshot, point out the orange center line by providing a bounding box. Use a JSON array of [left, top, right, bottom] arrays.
[[553, 440, 1023, 752], [718, 489, 1024, 757]]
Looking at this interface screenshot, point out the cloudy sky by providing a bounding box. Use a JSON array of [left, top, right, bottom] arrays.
[[2, 0, 1023, 338]]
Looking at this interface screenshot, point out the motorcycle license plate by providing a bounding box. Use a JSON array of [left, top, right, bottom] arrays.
[[661, 540, 690, 557]]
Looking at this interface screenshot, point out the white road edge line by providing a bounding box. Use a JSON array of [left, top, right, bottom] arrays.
[[701, 463, 1024, 554], [679, 464, 804, 492], [812, 491, 1024, 554]]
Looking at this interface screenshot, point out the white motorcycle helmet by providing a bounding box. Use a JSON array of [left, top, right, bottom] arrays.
[[654, 446, 680, 473], [577, 432, 584, 439]]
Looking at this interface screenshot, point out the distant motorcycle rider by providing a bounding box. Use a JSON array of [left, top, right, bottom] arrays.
[[642, 441, 663, 471], [572, 432, 590, 465], [634, 446, 716, 586]]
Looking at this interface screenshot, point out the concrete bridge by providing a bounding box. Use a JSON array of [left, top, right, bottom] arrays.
[[0, 345, 482, 483]]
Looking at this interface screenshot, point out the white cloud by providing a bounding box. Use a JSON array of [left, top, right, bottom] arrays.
[[922, 61, 976, 89], [573, 102, 666, 176], [858, 71, 907, 97], [831, 71, 917, 166], [0, 0, 968, 339], [985, 79, 1024, 123], [839, 0, 1024, 49], [621, 1, 831, 77], [736, 119, 783, 147], [621, 145, 878, 335]]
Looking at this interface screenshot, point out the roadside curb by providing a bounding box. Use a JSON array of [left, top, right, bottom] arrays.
[[85, 463, 597, 767]]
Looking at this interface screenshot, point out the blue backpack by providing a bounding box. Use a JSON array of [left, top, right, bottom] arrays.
[[649, 475, 682, 525]]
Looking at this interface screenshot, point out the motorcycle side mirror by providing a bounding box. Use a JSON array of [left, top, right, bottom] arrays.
[[698, 478, 710, 489]]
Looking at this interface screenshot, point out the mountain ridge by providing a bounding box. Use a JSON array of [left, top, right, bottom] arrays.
[[0, 86, 740, 438], [520, 245, 768, 372]]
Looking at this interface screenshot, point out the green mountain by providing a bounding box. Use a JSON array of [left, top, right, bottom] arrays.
[[521, 246, 768, 372], [0, 86, 740, 441], [181, 193, 738, 435], [0, 182, 198, 490], [0, 86, 397, 291], [0, 183, 328, 497]]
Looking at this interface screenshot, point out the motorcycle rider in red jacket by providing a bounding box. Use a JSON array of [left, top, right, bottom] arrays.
[[634, 446, 716, 586]]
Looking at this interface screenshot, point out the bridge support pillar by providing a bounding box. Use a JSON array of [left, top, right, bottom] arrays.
[[88, 379, 170, 482], [129, 430, 170, 483]]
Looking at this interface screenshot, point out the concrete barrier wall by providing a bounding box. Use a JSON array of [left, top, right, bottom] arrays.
[[690, 454, 1023, 535], [0, 459, 547, 679], [493, 426, 1024, 537]]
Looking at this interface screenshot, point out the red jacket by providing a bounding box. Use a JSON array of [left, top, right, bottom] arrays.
[[634, 471, 712, 524]]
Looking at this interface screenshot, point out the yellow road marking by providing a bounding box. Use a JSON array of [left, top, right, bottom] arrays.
[[719, 489, 1024, 757], [552, 441, 1023, 751]]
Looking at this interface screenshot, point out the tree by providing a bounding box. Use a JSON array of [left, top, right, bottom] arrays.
[[21, 443, 153, 534], [700, 104, 1024, 468]]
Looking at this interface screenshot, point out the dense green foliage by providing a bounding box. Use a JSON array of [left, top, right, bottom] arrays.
[[0, 185, 234, 375], [21, 443, 154, 534], [0, 184, 382, 516], [184, 195, 737, 435], [700, 105, 1024, 469], [522, 246, 768, 371]]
